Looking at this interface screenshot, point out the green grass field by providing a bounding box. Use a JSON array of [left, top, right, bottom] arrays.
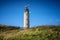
[[0, 24, 60, 40]]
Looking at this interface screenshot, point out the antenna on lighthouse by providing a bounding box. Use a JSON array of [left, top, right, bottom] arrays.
[[25, 4, 28, 10]]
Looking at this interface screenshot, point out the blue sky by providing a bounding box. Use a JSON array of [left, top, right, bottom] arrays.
[[0, 0, 60, 27]]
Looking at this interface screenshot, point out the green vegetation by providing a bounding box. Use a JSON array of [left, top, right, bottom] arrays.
[[0, 24, 60, 40], [0, 24, 20, 33]]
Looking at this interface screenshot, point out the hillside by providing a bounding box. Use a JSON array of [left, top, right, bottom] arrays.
[[0, 25, 60, 40]]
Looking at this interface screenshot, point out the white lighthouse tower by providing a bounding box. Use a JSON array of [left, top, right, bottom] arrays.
[[24, 5, 29, 29]]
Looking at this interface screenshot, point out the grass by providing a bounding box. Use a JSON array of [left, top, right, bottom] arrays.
[[0, 25, 60, 40]]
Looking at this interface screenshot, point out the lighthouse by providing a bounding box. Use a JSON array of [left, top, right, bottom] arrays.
[[24, 5, 30, 29]]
